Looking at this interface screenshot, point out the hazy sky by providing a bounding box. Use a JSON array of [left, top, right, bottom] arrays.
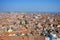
[[0, 0, 60, 12]]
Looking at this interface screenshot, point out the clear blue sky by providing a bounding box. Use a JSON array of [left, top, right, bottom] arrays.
[[0, 0, 60, 12]]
